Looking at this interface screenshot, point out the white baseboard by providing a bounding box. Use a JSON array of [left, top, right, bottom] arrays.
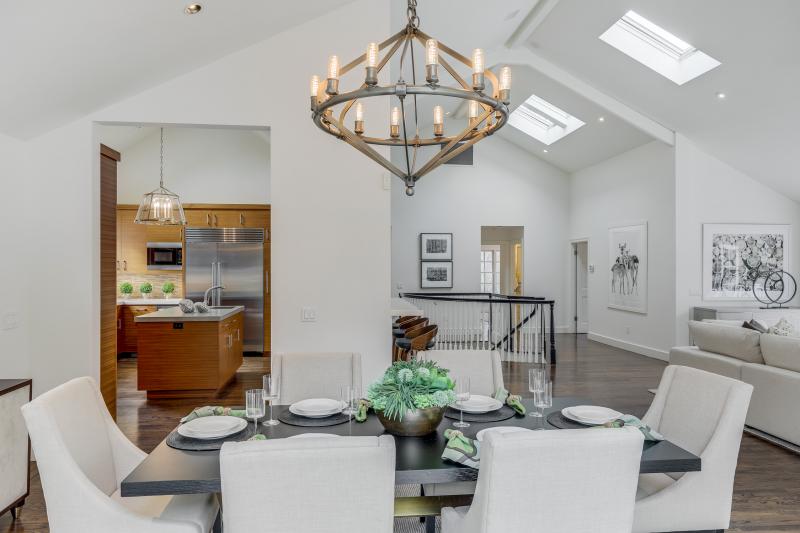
[[555, 325, 571, 333], [587, 332, 669, 362]]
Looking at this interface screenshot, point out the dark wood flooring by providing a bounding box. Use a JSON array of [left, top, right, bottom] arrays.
[[2, 335, 798, 532]]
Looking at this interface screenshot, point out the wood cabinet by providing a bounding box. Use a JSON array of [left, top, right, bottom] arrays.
[[117, 207, 147, 274], [183, 204, 270, 232], [117, 305, 157, 354]]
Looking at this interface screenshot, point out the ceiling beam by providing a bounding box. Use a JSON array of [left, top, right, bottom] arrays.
[[505, 0, 563, 49], [492, 47, 675, 146]]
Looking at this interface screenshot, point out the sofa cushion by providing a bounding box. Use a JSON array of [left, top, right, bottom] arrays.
[[741, 363, 800, 446], [669, 346, 747, 380], [760, 333, 800, 373], [688, 320, 764, 364]]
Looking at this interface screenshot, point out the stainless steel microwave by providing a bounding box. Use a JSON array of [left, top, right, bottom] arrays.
[[146, 242, 183, 270]]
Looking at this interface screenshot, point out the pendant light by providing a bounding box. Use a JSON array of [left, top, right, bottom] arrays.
[[134, 128, 186, 225]]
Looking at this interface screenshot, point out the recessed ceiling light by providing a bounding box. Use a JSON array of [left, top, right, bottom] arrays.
[[543, 149, 549, 153], [716, 92, 726, 99], [598, 116, 606, 122], [184, 4, 202, 15]]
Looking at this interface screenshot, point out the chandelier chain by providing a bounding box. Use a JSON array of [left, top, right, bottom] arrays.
[[406, 0, 419, 28], [159, 127, 165, 188]]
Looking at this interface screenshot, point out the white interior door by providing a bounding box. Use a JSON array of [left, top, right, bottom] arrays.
[[575, 241, 589, 333]]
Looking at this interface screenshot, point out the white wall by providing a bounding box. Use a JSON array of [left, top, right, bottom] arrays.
[[115, 127, 270, 204], [0, 133, 30, 378], [391, 139, 571, 330], [674, 134, 800, 345], [569, 141, 675, 359], [17, 0, 391, 396]]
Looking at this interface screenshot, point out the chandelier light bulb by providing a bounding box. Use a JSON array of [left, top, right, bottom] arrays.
[[499, 65, 512, 103], [425, 39, 438, 65], [472, 49, 484, 74], [326, 55, 340, 95], [354, 102, 365, 135], [366, 42, 379, 68], [390, 106, 401, 138], [309, 75, 320, 97], [433, 105, 444, 136], [469, 100, 481, 130]]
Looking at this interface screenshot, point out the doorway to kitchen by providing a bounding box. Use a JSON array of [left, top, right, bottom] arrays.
[[571, 240, 589, 334]]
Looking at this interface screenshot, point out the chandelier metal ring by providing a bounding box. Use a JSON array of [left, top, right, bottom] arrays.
[[309, 1, 512, 196]]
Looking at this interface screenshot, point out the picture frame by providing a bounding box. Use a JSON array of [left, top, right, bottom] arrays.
[[702, 223, 791, 301], [608, 222, 648, 314], [420, 261, 453, 289], [420, 233, 453, 261]]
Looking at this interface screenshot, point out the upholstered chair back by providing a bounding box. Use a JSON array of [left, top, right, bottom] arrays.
[[463, 427, 643, 533], [421, 350, 504, 396], [271, 352, 362, 405], [220, 435, 395, 533]]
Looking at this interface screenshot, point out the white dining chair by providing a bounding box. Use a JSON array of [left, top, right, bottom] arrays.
[[441, 426, 644, 533], [20, 377, 219, 533], [419, 350, 505, 396], [418, 349, 504, 498], [633, 365, 753, 533], [220, 435, 395, 533], [271, 352, 362, 405]]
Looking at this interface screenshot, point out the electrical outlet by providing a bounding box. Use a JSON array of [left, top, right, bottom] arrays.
[[2, 312, 19, 330], [301, 307, 317, 322]]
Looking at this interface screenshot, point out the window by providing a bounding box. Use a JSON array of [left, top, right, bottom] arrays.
[[480, 246, 501, 294], [599, 10, 721, 85], [508, 93, 585, 145]]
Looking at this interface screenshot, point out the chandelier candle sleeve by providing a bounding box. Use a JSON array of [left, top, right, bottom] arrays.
[[433, 105, 444, 136], [354, 102, 365, 135], [326, 55, 340, 95], [499, 65, 512, 103], [390, 106, 401, 138], [309, 75, 320, 109], [365, 42, 379, 85], [425, 39, 439, 84], [472, 48, 485, 90]]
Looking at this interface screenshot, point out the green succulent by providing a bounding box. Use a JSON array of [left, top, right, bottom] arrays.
[[162, 281, 176, 294], [119, 282, 134, 295], [139, 282, 153, 294], [367, 360, 455, 421]]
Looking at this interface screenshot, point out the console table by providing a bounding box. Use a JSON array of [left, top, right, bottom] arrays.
[[0, 379, 31, 520]]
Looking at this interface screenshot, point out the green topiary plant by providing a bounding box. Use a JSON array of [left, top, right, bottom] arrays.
[[119, 282, 134, 295], [139, 282, 153, 294], [162, 281, 175, 295], [367, 360, 456, 421]]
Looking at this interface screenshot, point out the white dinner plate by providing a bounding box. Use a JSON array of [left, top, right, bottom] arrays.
[[178, 416, 248, 440], [288, 433, 341, 439], [289, 398, 344, 418], [561, 406, 622, 426], [456, 395, 503, 414], [476, 426, 531, 442]]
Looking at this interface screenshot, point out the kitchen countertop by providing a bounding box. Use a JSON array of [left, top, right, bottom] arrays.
[[118, 298, 183, 306], [135, 305, 244, 323]]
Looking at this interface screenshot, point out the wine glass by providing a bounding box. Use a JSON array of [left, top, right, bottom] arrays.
[[246, 389, 265, 435], [453, 376, 471, 429], [262, 375, 280, 426], [529, 366, 546, 417], [533, 382, 552, 430]]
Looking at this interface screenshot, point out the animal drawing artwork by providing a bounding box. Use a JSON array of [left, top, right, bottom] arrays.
[[611, 243, 639, 295]]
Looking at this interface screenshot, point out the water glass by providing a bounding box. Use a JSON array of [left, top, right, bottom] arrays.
[[262, 375, 280, 426], [341, 385, 359, 416], [529, 366, 547, 417], [453, 376, 471, 429], [533, 382, 552, 429], [246, 389, 265, 434]]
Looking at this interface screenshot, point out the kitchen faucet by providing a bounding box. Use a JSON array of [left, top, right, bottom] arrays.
[[203, 285, 225, 306]]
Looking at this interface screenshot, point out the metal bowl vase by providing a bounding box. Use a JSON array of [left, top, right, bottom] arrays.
[[376, 407, 445, 437]]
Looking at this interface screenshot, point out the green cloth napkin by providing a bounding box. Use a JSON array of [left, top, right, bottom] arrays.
[[441, 429, 481, 469], [247, 434, 267, 441], [598, 414, 663, 441], [355, 399, 371, 423], [494, 387, 526, 415], [180, 406, 247, 424]]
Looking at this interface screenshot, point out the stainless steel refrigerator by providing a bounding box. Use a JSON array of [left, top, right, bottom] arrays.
[[185, 228, 265, 353]]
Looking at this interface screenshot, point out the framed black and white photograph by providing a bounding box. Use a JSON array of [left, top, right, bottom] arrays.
[[420, 261, 453, 289], [703, 223, 791, 301], [420, 233, 453, 261], [608, 222, 648, 314]]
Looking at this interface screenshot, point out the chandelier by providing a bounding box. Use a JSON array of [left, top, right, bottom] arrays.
[[309, 0, 511, 196], [134, 127, 186, 226]]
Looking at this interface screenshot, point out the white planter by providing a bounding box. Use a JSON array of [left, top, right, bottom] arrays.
[[141, 293, 151, 299]]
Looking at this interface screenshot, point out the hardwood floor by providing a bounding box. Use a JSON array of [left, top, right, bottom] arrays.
[[2, 335, 799, 532]]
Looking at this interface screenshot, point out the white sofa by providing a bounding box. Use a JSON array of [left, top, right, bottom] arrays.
[[671, 320, 800, 447]]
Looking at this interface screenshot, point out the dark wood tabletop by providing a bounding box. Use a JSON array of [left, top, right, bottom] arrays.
[[121, 397, 701, 497]]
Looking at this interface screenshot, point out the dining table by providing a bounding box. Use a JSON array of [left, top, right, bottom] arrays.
[[121, 397, 700, 499]]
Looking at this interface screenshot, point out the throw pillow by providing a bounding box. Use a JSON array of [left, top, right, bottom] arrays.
[[743, 319, 769, 333], [768, 317, 795, 337]]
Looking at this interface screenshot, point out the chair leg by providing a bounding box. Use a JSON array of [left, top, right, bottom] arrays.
[[424, 515, 436, 533], [212, 510, 222, 533]]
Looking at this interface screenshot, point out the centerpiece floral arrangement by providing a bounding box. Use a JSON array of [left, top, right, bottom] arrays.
[[367, 360, 456, 421]]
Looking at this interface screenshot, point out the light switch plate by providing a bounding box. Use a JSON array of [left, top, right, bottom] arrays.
[[301, 307, 317, 322], [588, 264, 595, 273]]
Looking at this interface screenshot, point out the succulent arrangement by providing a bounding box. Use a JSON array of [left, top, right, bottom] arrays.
[[367, 360, 456, 421], [162, 281, 175, 295], [119, 282, 134, 296], [139, 282, 153, 294]]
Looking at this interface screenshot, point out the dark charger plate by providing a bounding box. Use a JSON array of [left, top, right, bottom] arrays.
[[444, 405, 517, 423]]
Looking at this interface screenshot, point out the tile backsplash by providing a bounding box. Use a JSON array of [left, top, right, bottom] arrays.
[[117, 272, 183, 299]]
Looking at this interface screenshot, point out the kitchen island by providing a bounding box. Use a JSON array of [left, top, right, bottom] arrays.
[[135, 306, 244, 399]]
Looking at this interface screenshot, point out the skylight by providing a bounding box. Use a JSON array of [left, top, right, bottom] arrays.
[[599, 10, 720, 85], [508, 94, 585, 146]]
